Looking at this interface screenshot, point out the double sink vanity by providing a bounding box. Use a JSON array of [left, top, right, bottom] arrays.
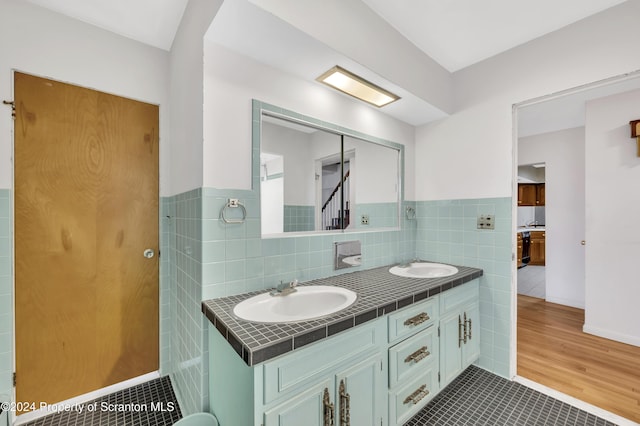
[[202, 261, 483, 426]]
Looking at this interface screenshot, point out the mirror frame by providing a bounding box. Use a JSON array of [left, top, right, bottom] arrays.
[[252, 99, 404, 237]]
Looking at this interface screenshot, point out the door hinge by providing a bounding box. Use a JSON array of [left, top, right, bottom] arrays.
[[437, 326, 440, 337], [438, 371, 440, 383], [2, 100, 15, 119], [13, 372, 16, 387]]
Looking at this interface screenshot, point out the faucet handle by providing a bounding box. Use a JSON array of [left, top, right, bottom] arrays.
[[291, 279, 299, 288]]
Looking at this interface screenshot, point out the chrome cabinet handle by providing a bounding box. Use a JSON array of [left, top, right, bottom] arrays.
[[143, 248, 155, 258], [404, 346, 430, 364], [339, 380, 350, 426], [404, 312, 430, 327], [323, 388, 334, 426], [403, 385, 429, 405]]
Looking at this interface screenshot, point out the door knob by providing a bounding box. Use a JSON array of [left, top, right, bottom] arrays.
[[143, 248, 155, 258], [580, 240, 586, 246]]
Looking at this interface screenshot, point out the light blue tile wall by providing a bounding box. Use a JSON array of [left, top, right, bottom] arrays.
[[0, 190, 12, 398], [165, 189, 208, 416], [414, 197, 512, 378], [201, 189, 416, 300], [354, 202, 399, 228], [283, 205, 314, 232]]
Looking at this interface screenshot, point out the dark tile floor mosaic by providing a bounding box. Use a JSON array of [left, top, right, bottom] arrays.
[[406, 365, 618, 426], [19, 376, 181, 426]]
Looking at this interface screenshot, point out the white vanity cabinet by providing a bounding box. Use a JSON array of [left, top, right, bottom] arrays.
[[439, 280, 480, 388]]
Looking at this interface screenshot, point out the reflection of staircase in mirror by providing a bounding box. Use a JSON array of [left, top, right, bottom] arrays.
[[322, 171, 350, 230]]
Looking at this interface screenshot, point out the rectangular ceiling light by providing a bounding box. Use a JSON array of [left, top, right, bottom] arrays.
[[317, 65, 400, 108]]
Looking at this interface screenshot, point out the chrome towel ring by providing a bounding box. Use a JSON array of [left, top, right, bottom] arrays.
[[221, 198, 247, 224]]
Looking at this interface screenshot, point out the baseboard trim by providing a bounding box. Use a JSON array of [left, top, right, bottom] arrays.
[[545, 295, 584, 309], [14, 371, 160, 425], [582, 324, 640, 347]]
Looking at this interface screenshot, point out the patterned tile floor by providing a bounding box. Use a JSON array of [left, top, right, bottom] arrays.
[[11, 366, 618, 425], [18, 376, 181, 426], [406, 366, 617, 426]]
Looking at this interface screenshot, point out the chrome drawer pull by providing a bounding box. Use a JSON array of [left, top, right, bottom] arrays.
[[404, 346, 430, 364], [404, 312, 430, 327], [339, 380, 350, 426], [323, 387, 334, 426], [403, 385, 429, 405]]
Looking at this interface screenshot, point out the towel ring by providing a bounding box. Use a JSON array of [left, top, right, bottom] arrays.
[[221, 198, 247, 224]]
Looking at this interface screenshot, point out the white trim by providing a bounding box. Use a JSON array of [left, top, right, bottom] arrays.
[[545, 295, 584, 309], [14, 371, 160, 425], [582, 324, 640, 347], [514, 375, 639, 426]]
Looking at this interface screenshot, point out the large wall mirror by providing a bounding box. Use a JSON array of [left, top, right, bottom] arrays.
[[253, 100, 403, 237]]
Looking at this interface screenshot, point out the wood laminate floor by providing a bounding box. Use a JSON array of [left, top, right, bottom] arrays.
[[518, 295, 640, 423]]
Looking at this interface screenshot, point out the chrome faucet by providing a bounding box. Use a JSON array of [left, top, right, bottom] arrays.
[[270, 279, 298, 296], [526, 220, 538, 227]]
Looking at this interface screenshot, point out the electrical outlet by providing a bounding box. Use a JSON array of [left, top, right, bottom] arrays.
[[361, 215, 369, 225], [477, 214, 495, 229]]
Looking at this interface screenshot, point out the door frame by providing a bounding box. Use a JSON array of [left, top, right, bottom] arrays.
[[510, 69, 640, 423], [9, 69, 165, 422]]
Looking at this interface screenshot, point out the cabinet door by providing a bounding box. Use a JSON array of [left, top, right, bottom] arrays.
[[439, 310, 463, 388], [335, 354, 385, 426], [462, 302, 480, 368], [517, 233, 523, 267], [536, 184, 545, 206], [529, 231, 545, 265], [264, 378, 334, 426], [518, 184, 537, 206]]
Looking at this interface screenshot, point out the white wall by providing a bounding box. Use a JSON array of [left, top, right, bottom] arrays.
[[344, 136, 399, 204], [169, 0, 223, 195], [584, 89, 640, 346], [0, 0, 171, 193], [415, 0, 640, 201], [261, 122, 315, 205], [202, 41, 416, 196], [519, 127, 586, 308]]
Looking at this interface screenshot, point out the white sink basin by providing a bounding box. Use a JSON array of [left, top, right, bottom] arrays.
[[233, 285, 357, 323], [389, 262, 458, 278]]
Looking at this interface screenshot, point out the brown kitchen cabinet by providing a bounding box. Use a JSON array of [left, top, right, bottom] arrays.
[[529, 231, 545, 265], [517, 183, 545, 206]]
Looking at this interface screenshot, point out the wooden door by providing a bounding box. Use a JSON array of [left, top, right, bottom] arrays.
[[14, 72, 159, 409]]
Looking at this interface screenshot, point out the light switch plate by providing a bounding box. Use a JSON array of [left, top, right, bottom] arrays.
[[477, 215, 495, 229]]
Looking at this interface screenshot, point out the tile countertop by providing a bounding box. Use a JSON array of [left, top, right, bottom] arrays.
[[202, 264, 483, 366], [517, 227, 545, 233]]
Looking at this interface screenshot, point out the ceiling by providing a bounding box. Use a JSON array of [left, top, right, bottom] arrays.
[[23, 0, 635, 130], [361, 0, 627, 72], [24, 0, 188, 50]]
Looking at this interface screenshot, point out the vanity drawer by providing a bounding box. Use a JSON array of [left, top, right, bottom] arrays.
[[262, 319, 384, 404], [388, 297, 438, 343], [439, 280, 479, 315], [389, 365, 438, 425], [388, 325, 438, 388]]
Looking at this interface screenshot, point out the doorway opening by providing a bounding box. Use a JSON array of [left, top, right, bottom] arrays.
[[513, 70, 640, 423]]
